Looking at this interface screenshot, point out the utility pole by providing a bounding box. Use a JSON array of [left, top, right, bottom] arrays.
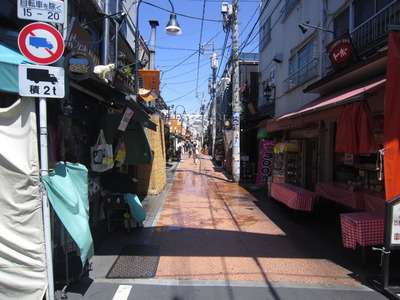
[[200, 93, 205, 148], [222, 0, 240, 182], [210, 47, 218, 158], [201, 43, 218, 157]]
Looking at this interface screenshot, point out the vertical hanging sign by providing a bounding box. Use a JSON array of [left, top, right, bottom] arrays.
[[256, 140, 276, 187]]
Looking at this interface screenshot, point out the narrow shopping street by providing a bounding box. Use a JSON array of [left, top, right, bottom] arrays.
[[151, 153, 357, 284], [64, 153, 389, 299]]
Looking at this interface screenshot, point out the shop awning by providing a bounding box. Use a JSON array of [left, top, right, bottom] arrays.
[[267, 77, 386, 132], [104, 115, 153, 165], [0, 43, 33, 93], [70, 78, 157, 131]]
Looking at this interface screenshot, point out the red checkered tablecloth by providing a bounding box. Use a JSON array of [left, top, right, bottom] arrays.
[[362, 190, 386, 213], [316, 182, 364, 211], [271, 182, 316, 211], [340, 211, 385, 249]]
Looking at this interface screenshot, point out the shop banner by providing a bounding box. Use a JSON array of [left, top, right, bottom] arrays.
[[256, 140, 276, 187], [384, 32, 400, 201], [138, 69, 160, 102]]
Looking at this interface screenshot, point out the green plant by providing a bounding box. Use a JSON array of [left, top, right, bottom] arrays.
[[123, 212, 131, 219]]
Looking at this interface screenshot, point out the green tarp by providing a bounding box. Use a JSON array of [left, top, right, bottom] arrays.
[[41, 162, 94, 266], [0, 43, 33, 93], [104, 115, 153, 165]]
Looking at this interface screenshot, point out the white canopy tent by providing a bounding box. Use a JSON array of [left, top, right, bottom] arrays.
[[0, 98, 48, 299]]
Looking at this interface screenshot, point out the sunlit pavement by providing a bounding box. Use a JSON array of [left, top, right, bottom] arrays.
[[63, 153, 390, 300]]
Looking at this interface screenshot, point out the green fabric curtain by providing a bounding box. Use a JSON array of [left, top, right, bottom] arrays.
[[41, 162, 94, 266], [104, 115, 153, 165], [0, 43, 33, 93]]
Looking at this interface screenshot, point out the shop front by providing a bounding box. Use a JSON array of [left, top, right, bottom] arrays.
[[267, 75, 386, 197], [0, 41, 160, 297], [266, 53, 389, 259]]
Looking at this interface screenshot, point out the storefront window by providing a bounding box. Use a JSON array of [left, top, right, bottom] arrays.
[[334, 152, 384, 192]]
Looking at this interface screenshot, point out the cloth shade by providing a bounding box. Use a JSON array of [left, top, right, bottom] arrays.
[[0, 43, 33, 93], [384, 32, 400, 201], [124, 194, 146, 222], [257, 128, 269, 139], [0, 99, 47, 300], [335, 101, 379, 154], [104, 115, 153, 165], [41, 162, 94, 266]]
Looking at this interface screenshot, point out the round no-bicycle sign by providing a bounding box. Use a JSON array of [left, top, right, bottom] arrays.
[[18, 22, 64, 65]]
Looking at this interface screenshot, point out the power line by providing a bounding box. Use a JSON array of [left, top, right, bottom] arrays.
[[142, 1, 223, 22], [195, 0, 207, 97]]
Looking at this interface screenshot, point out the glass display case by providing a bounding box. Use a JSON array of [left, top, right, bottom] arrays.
[[272, 142, 302, 186]]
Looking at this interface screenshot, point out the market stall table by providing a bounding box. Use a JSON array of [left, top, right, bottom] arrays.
[[340, 211, 385, 263], [362, 190, 386, 213], [271, 182, 316, 212], [315, 181, 364, 211]]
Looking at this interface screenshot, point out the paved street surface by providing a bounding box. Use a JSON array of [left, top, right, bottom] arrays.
[[62, 153, 392, 300]]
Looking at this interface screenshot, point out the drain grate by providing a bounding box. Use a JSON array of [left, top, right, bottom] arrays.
[[232, 196, 248, 200], [106, 245, 160, 279]]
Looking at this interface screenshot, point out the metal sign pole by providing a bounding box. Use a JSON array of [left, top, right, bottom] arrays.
[[39, 97, 55, 300]]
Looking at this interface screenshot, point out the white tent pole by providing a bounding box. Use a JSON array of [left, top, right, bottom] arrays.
[[39, 97, 55, 300]]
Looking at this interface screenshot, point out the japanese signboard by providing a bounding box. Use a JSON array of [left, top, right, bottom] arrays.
[[18, 0, 65, 24], [326, 31, 357, 70], [118, 107, 134, 132], [389, 200, 400, 247], [256, 140, 276, 187], [138, 70, 160, 102], [18, 64, 65, 98]]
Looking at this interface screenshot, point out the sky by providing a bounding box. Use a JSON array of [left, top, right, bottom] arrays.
[[127, 0, 260, 115]]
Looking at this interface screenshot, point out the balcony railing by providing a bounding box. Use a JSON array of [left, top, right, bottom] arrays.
[[351, 1, 400, 58], [284, 58, 318, 91]]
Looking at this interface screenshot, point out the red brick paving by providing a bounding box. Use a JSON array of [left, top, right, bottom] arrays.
[[151, 154, 361, 285]]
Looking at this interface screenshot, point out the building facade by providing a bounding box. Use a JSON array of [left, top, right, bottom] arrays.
[[259, 0, 399, 192]]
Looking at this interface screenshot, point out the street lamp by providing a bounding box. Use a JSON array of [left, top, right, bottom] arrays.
[[134, 0, 182, 102], [174, 105, 186, 136]]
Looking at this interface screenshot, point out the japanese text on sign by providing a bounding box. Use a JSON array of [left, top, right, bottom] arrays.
[[391, 203, 400, 246], [18, 0, 65, 23], [18, 64, 65, 98], [256, 140, 276, 187]]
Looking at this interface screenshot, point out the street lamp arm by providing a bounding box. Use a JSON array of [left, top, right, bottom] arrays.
[[299, 22, 335, 34], [134, 0, 182, 100], [174, 105, 186, 115]]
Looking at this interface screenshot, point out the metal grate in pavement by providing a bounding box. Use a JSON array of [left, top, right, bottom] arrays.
[[106, 245, 160, 279]]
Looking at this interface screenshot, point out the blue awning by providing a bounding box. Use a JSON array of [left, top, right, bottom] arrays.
[[0, 43, 33, 93]]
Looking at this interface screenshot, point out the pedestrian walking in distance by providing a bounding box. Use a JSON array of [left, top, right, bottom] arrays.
[[193, 143, 199, 165], [188, 143, 193, 158]]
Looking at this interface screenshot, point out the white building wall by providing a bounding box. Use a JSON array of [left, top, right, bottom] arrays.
[[259, 0, 350, 118]]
